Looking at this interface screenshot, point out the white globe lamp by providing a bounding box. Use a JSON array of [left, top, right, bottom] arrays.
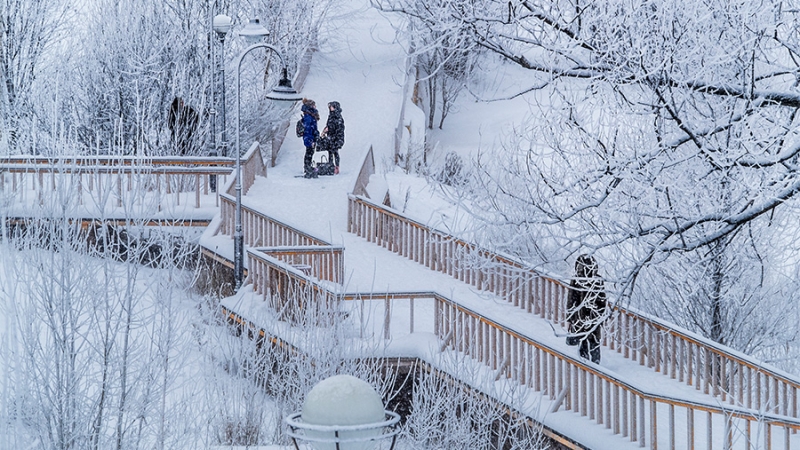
[[239, 18, 269, 44], [285, 375, 400, 450]]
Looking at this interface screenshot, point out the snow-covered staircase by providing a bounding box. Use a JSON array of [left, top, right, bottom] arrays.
[[343, 192, 800, 450]]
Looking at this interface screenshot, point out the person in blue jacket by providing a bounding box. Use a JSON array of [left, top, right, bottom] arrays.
[[301, 98, 320, 178]]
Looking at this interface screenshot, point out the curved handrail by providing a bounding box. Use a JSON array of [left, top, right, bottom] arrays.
[[242, 248, 800, 448]]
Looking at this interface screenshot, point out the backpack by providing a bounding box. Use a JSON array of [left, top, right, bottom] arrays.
[[295, 118, 304, 138]]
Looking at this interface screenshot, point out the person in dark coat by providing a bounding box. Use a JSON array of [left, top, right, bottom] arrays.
[[301, 98, 320, 178], [320, 101, 345, 174], [167, 97, 199, 155], [566, 254, 608, 363]]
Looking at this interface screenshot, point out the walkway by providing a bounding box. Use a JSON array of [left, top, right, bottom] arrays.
[[199, 0, 800, 448]]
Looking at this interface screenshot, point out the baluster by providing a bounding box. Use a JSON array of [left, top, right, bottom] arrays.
[[774, 377, 780, 414], [638, 396, 646, 447], [630, 392, 637, 442], [195, 174, 200, 207], [548, 353, 556, 398], [534, 347, 541, 392], [580, 369, 587, 417], [756, 371, 762, 410], [623, 313, 630, 359], [668, 404, 675, 450], [597, 375, 604, 425], [588, 372, 595, 421], [605, 380, 611, 430], [703, 348, 712, 395], [614, 384, 620, 435], [557, 359, 565, 408], [655, 329, 662, 373], [564, 363, 571, 411], [678, 338, 685, 383], [621, 389, 628, 438], [650, 400, 657, 450], [669, 334, 677, 379]]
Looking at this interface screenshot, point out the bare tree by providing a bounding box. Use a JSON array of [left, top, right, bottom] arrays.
[[0, 0, 71, 153]]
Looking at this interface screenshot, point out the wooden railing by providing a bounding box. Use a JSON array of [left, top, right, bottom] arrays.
[[222, 142, 266, 197], [258, 246, 344, 284], [428, 293, 800, 450], [217, 143, 331, 249], [246, 248, 341, 324], [238, 249, 800, 450], [347, 193, 800, 421], [1, 156, 234, 209], [348, 194, 569, 323], [219, 200, 330, 247]]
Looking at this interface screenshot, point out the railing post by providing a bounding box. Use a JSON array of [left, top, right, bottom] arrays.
[[383, 295, 390, 340], [687, 407, 694, 450], [650, 400, 657, 450], [195, 174, 201, 208]]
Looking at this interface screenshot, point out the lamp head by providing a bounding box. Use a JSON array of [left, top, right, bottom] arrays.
[[239, 18, 269, 44], [266, 67, 303, 102], [212, 14, 233, 36]]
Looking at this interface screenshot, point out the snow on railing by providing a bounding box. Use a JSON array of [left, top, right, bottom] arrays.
[[347, 193, 800, 424], [216, 142, 332, 248], [246, 248, 341, 325], [219, 198, 330, 247], [0, 155, 233, 209], [257, 246, 344, 285], [238, 250, 800, 450], [221, 142, 265, 197]]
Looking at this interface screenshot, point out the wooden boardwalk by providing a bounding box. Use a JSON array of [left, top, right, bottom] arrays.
[[9, 148, 800, 449]]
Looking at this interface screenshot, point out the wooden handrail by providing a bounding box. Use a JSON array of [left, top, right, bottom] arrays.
[[241, 248, 800, 449], [347, 192, 800, 421], [0, 155, 235, 167], [257, 246, 345, 284], [2, 159, 226, 210], [0, 164, 233, 175], [219, 196, 331, 247]]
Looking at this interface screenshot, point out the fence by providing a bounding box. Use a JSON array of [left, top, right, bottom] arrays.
[[0, 155, 233, 209], [238, 246, 800, 450], [246, 248, 341, 325], [347, 193, 800, 423], [258, 246, 344, 284]]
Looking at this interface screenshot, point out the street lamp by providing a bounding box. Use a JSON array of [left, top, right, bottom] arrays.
[[209, 14, 233, 192], [213, 14, 233, 158], [233, 18, 302, 290]]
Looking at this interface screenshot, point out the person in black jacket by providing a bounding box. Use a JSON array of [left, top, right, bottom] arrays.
[[167, 97, 199, 155], [566, 254, 608, 363], [320, 101, 345, 174]]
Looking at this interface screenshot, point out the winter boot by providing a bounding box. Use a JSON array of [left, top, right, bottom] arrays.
[[334, 166, 339, 175]]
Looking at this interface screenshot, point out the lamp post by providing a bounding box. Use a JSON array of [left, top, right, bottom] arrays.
[[209, 14, 232, 193], [233, 18, 302, 290], [213, 14, 233, 158]]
